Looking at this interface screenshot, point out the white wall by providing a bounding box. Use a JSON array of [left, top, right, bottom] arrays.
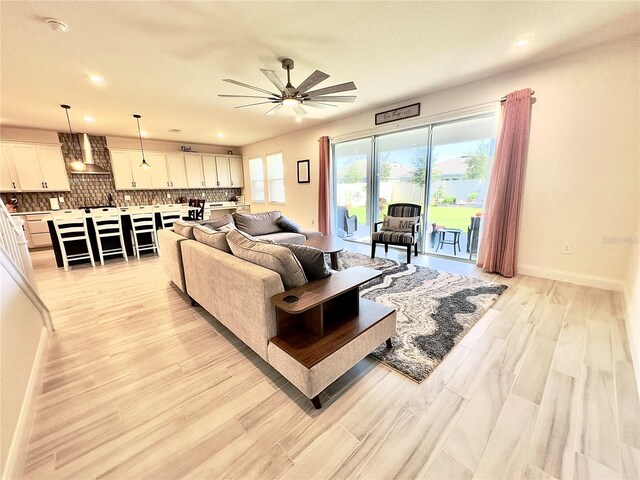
[[0, 260, 46, 474], [241, 35, 639, 290]]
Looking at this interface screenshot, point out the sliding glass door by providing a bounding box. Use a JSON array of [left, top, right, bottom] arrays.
[[332, 113, 496, 261], [425, 116, 496, 260], [333, 138, 373, 243], [374, 127, 429, 226]]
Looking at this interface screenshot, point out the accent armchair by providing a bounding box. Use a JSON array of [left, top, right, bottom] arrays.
[[371, 203, 422, 264]]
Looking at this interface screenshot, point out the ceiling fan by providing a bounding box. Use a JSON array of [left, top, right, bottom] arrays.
[[218, 58, 357, 116]]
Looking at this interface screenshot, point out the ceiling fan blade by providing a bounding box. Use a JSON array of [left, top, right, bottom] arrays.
[[219, 94, 278, 99], [295, 70, 330, 95], [235, 101, 279, 109], [293, 103, 307, 115], [265, 104, 283, 116], [306, 95, 357, 103], [223, 78, 278, 96], [260, 69, 287, 95], [304, 81, 357, 97], [303, 102, 338, 110]]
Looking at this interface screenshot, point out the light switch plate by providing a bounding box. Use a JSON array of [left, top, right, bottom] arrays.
[[167, 193, 171, 198], [202, 192, 206, 197], [58, 196, 65, 203], [124, 194, 131, 201]]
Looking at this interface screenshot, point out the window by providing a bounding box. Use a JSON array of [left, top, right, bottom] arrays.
[[266, 153, 285, 203], [248, 157, 265, 202]]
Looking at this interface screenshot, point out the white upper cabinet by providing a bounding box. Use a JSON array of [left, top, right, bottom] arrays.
[[146, 152, 170, 189], [202, 155, 218, 188], [215, 156, 232, 188], [165, 153, 189, 188], [110, 149, 153, 189], [36, 145, 71, 191], [185, 155, 205, 188], [3, 142, 70, 192], [0, 143, 19, 191], [229, 157, 244, 188]]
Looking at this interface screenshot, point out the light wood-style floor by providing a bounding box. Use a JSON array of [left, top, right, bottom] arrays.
[[21, 247, 640, 480]]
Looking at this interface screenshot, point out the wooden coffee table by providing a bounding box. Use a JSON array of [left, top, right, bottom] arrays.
[[305, 235, 344, 270]]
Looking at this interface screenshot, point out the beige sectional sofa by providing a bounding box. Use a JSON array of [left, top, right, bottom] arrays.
[[157, 211, 397, 407]]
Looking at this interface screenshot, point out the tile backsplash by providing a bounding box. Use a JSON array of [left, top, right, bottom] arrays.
[[4, 133, 241, 212]]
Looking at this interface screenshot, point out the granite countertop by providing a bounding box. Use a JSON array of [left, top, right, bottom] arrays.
[[11, 203, 248, 217], [9, 210, 52, 216]]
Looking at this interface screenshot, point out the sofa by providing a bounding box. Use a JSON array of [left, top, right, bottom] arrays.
[[157, 211, 396, 407]]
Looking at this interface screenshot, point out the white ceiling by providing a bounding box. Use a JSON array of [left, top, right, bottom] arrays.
[[1, 1, 638, 146]]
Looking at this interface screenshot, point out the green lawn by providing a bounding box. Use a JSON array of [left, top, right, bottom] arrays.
[[344, 205, 481, 231]]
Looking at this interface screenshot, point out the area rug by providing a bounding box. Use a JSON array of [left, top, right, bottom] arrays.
[[337, 251, 507, 382]]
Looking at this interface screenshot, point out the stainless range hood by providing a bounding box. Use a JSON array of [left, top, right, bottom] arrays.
[[70, 133, 110, 174]]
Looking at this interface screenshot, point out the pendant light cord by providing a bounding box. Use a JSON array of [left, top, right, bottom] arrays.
[[135, 116, 146, 160], [64, 108, 73, 135]]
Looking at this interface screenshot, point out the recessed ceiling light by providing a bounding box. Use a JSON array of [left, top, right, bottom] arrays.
[[295, 117, 303, 124], [88, 75, 105, 85], [45, 18, 67, 32], [514, 37, 530, 48], [83, 115, 95, 123], [217, 132, 224, 138], [140, 131, 149, 137]]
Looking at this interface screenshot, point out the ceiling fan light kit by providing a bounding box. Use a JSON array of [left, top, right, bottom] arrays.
[[219, 58, 357, 116]]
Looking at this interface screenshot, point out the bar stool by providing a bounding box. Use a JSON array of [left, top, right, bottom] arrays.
[[90, 207, 128, 265], [51, 209, 95, 271], [154, 204, 183, 228], [128, 205, 158, 260]]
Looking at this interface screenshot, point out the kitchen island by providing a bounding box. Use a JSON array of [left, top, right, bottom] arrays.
[[39, 203, 249, 268]]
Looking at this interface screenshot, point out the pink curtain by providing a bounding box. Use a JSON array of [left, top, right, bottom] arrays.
[[318, 136, 332, 235], [477, 88, 533, 277]]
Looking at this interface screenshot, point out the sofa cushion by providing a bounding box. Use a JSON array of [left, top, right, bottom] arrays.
[[172, 219, 197, 239], [193, 224, 232, 253], [203, 214, 235, 230], [282, 243, 332, 281], [233, 211, 282, 236], [300, 229, 322, 240], [227, 229, 307, 289], [258, 231, 307, 245], [276, 215, 301, 233]]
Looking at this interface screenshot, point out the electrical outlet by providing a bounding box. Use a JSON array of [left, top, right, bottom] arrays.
[[124, 194, 131, 201], [561, 242, 573, 255], [311, 219, 315, 225], [58, 196, 64, 203], [167, 193, 171, 198], [202, 192, 206, 198]]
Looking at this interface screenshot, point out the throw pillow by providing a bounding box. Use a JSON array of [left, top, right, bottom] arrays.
[[192, 224, 231, 253], [226, 229, 307, 289], [381, 215, 419, 232], [232, 211, 282, 236], [203, 214, 234, 230], [276, 215, 301, 233], [282, 243, 332, 281], [172, 219, 198, 239], [217, 222, 237, 232]]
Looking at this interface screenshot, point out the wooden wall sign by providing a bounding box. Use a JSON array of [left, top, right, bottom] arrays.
[[375, 103, 421, 125]]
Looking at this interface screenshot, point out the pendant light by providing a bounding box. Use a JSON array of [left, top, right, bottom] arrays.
[[61, 104, 86, 171], [133, 114, 150, 169]]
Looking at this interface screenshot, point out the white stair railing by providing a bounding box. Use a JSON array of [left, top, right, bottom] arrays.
[[0, 202, 35, 286]]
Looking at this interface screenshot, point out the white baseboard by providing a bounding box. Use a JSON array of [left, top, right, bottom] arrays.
[[517, 263, 625, 291], [2, 328, 49, 480], [621, 283, 640, 402]]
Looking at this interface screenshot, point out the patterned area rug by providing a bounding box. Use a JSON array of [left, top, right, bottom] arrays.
[[338, 251, 507, 382]]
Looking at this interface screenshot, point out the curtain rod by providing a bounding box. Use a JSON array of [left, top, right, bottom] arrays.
[[500, 89, 535, 102]]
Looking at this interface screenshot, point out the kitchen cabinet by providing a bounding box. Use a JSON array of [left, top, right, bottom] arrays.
[[0, 143, 19, 191], [229, 157, 244, 188], [202, 155, 218, 188], [185, 154, 205, 188], [18, 214, 53, 248], [110, 149, 152, 189], [146, 152, 170, 189], [215, 156, 232, 188], [165, 154, 189, 188], [2, 142, 70, 192]]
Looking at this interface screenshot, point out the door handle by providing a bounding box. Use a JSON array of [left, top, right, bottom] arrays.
[[231, 181, 233, 186], [12, 182, 16, 188], [41, 182, 44, 188], [217, 181, 220, 186], [45, 182, 48, 188], [167, 181, 170, 187], [171, 182, 174, 186]]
